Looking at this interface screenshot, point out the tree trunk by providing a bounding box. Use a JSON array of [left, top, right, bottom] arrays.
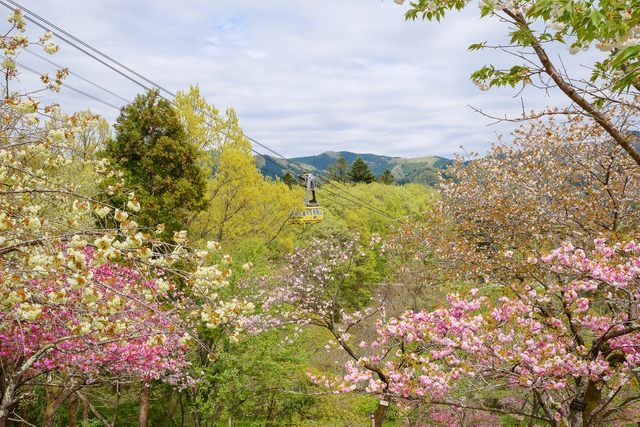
[[568, 397, 586, 427], [372, 395, 391, 427], [82, 399, 89, 427], [0, 377, 18, 427], [42, 390, 71, 427], [139, 383, 150, 427], [69, 396, 78, 427]]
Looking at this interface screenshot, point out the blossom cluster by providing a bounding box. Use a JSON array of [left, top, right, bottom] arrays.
[[326, 240, 640, 423]]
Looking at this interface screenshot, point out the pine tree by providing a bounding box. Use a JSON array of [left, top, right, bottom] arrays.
[[378, 169, 395, 185], [327, 156, 350, 182], [282, 171, 296, 189], [104, 89, 208, 240], [348, 157, 375, 183]]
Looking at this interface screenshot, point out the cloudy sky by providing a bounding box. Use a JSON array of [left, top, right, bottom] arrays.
[[13, 0, 576, 158]]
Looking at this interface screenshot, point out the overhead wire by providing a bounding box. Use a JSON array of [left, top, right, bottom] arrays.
[[6, 0, 397, 220], [16, 61, 123, 111], [5, 0, 177, 97], [23, 47, 132, 105]]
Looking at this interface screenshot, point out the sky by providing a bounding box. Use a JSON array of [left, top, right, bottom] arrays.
[[13, 0, 578, 158]]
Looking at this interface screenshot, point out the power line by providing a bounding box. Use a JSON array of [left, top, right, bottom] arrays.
[[3, 0, 173, 96], [0, 0, 154, 94], [24, 47, 132, 104], [19, 58, 395, 220], [16, 62, 122, 111], [258, 154, 395, 220], [6, 0, 397, 220]]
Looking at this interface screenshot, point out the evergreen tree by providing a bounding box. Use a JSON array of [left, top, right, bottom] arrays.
[[104, 89, 208, 240], [348, 157, 375, 183], [327, 156, 350, 182], [378, 169, 396, 185], [282, 171, 296, 189]]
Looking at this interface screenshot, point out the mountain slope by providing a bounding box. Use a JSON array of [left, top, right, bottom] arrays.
[[255, 151, 453, 186]]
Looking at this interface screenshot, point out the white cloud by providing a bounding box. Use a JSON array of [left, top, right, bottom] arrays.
[[13, 0, 586, 158]]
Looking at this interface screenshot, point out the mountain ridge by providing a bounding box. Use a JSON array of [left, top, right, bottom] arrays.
[[255, 150, 453, 186]]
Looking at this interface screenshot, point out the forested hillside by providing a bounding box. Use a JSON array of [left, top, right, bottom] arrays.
[[255, 151, 453, 186]]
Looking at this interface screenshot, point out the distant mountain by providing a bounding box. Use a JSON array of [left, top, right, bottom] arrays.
[[254, 151, 453, 186]]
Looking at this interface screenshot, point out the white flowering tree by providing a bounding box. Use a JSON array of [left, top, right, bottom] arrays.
[[0, 10, 253, 425], [393, 0, 640, 165]]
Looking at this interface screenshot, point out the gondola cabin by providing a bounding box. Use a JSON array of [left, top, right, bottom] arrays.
[[290, 173, 324, 224], [291, 207, 324, 224]]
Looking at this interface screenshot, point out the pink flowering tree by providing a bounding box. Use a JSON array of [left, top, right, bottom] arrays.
[[319, 239, 640, 426], [0, 257, 193, 426]]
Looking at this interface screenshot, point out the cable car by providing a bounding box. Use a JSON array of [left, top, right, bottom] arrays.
[[290, 174, 324, 224]]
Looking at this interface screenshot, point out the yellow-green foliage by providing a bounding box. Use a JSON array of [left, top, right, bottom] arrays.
[[175, 86, 302, 250], [314, 182, 433, 239]]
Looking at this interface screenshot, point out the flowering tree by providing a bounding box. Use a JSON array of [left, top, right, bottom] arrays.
[[323, 240, 640, 426], [0, 258, 193, 426], [393, 0, 640, 165], [0, 10, 253, 425], [387, 111, 640, 289], [242, 236, 396, 422]]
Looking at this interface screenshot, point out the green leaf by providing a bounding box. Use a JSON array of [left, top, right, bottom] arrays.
[[468, 42, 487, 51]]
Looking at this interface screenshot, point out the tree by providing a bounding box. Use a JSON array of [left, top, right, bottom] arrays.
[[394, 0, 640, 165], [377, 169, 395, 185], [348, 158, 375, 183], [327, 156, 350, 182], [328, 240, 640, 426], [175, 88, 300, 248], [327, 111, 640, 425], [418, 110, 639, 284], [104, 89, 208, 240], [244, 236, 392, 423], [282, 171, 296, 189]]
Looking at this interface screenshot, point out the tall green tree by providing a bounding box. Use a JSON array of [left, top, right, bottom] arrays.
[[327, 156, 350, 182], [104, 89, 208, 239], [348, 158, 375, 183], [282, 171, 296, 189], [378, 169, 395, 185]]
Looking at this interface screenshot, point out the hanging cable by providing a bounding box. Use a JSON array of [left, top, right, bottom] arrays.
[[16, 62, 123, 111], [23, 47, 132, 105]]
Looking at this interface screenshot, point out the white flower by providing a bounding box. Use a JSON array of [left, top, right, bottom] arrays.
[[18, 303, 43, 321], [156, 278, 170, 293], [173, 230, 188, 244], [94, 206, 111, 218], [2, 57, 15, 70], [15, 98, 38, 114], [39, 31, 53, 42], [82, 287, 101, 303], [206, 240, 221, 251], [48, 128, 66, 142], [43, 42, 60, 54], [114, 209, 128, 222], [569, 45, 580, 55], [242, 262, 253, 271], [596, 42, 614, 52], [548, 21, 566, 31], [126, 199, 141, 212], [620, 10, 632, 20]]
